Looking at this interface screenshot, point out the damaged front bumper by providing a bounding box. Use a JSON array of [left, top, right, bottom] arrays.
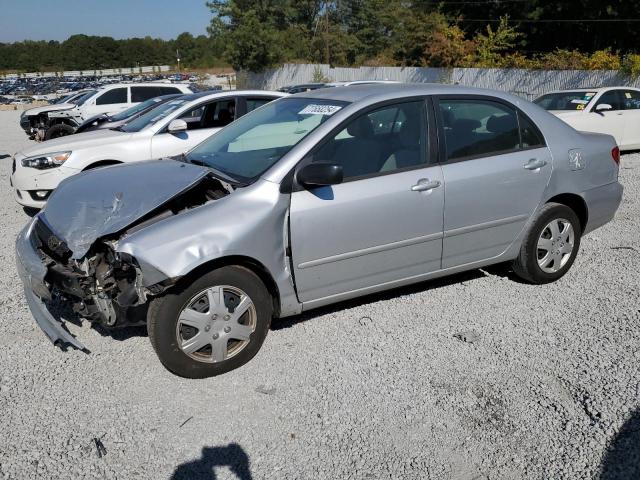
[[16, 218, 86, 350]]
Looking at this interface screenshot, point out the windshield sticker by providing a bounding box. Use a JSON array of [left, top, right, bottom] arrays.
[[571, 99, 589, 104], [576, 104, 585, 110], [625, 92, 632, 99], [298, 104, 343, 116]]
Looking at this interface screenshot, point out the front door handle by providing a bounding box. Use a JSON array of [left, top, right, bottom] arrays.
[[411, 178, 441, 192], [523, 159, 547, 170]]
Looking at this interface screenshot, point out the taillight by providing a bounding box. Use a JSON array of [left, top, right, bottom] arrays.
[[612, 146, 620, 165]]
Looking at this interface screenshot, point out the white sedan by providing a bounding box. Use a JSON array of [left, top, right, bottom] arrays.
[[534, 87, 640, 151], [10, 90, 286, 208]]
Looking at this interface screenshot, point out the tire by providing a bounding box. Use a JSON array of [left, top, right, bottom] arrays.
[[44, 123, 75, 140], [147, 266, 273, 378], [512, 202, 582, 284]]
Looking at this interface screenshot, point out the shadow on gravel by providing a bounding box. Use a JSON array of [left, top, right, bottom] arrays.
[[0, 154, 10, 159], [273, 268, 488, 330], [171, 443, 253, 480], [599, 409, 640, 480], [22, 206, 39, 217]]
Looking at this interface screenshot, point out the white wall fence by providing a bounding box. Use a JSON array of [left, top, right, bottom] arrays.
[[1, 65, 171, 79], [241, 63, 640, 100]]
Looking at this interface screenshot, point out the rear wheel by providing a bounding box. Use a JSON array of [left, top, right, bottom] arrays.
[[512, 203, 582, 284], [44, 124, 75, 140], [147, 266, 272, 378]]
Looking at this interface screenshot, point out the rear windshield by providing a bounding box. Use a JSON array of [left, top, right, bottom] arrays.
[[534, 92, 597, 111]]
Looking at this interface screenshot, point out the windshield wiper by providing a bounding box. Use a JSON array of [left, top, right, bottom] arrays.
[[183, 154, 243, 185]]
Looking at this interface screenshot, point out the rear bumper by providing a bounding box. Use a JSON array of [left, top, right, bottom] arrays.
[[581, 181, 623, 235], [15, 219, 85, 350]]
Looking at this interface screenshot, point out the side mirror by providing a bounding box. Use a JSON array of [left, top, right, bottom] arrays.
[[297, 163, 343, 187], [595, 103, 613, 112], [168, 119, 188, 133]]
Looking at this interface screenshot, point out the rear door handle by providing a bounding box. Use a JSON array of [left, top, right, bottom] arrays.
[[523, 159, 547, 170], [411, 179, 441, 192]]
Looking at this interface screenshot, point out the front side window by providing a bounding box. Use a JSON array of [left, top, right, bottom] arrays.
[[595, 90, 624, 111], [439, 100, 520, 161], [312, 101, 428, 180], [178, 99, 236, 129], [185, 98, 348, 183], [96, 87, 128, 105], [246, 97, 275, 113]]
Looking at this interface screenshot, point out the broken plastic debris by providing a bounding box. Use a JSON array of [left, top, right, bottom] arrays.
[[255, 385, 276, 395], [453, 330, 480, 344]]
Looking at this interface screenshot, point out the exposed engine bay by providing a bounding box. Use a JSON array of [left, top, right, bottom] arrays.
[[31, 174, 232, 328]]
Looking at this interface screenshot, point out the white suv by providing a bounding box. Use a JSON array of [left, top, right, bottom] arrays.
[[43, 83, 193, 139]]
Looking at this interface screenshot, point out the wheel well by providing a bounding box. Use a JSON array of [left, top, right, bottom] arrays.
[[547, 193, 588, 231], [49, 119, 76, 127], [82, 160, 122, 171], [180, 256, 281, 317]]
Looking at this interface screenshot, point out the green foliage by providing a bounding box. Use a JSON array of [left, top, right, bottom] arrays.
[[473, 16, 521, 68], [620, 55, 640, 79], [0, 33, 225, 72]]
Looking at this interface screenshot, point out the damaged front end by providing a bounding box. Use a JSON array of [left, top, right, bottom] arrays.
[[17, 159, 233, 347]]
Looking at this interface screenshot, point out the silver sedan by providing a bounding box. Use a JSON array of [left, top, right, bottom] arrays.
[[16, 84, 623, 378]]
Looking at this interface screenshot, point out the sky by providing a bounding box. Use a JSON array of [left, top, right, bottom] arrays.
[[0, 0, 211, 42]]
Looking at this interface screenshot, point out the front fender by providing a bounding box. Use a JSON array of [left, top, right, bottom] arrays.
[[116, 179, 302, 317]]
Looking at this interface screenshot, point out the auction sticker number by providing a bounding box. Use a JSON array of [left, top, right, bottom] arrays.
[[299, 104, 342, 115]]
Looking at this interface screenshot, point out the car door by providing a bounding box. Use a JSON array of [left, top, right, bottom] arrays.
[[150, 97, 238, 158], [436, 97, 551, 268], [621, 89, 640, 149], [289, 99, 445, 303], [581, 90, 626, 145]]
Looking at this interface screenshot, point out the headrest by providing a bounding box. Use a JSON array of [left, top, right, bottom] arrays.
[[347, 115, 374, 138], [441, 109, 454, 128], [218, 108, 232, 124], [398, 120, 420, 147], [486, 114, 516, 134]]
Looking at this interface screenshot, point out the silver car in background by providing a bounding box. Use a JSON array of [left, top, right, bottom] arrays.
[[16, 84, 623, 378]]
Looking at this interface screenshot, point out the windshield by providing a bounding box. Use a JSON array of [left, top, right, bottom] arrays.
[[56, 92, 79, 104], [120, 98, 190, 133], [73, 90, 97, 106], [110, 95, 176, 122], [534, 91, 597, 111], [185, 97, 348, 183]]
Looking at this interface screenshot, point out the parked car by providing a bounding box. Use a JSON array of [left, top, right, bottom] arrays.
[[534, 87, 640, 151], [277, 83, 327, 94], [11, 90, 286, 208], [74, 94, 181, 134], [41, 83, 193, 140], [16, 84, 623, 378], [20, 90, 96, 140]]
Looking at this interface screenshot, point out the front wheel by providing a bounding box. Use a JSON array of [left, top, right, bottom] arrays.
[[44, 123, 75, 140], [147, 266, 273, 378], [511, 203, 582, 284]]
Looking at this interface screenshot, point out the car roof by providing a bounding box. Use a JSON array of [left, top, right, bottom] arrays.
[[291, 83, 522, 104], [178, 89, 287, 102], [543, 87, 640, 95]]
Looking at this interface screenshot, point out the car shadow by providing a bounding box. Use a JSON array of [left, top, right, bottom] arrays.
[[598, 408, 640, 479], [0, 154, 10, 159], [272, 267, 490, 331], [171, 443, 253, 480], [22, 206, 39, 217]]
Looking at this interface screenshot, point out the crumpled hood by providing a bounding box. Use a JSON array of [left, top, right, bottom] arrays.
[[18, 129, 132, 159], [40, 160, 210, 259], [23, 103, 76, 116]]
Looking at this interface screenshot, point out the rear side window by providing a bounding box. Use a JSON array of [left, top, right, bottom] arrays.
[[519, 114, 545, 149], [95, 87, 128, 105], [439, 100, 519, 161], [159, 86, 182, 95], [623, 90, 640, 110], [131, 86, 162, 102]]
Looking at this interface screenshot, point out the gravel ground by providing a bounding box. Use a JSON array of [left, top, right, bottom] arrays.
[[0, 109, 639, 480]]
